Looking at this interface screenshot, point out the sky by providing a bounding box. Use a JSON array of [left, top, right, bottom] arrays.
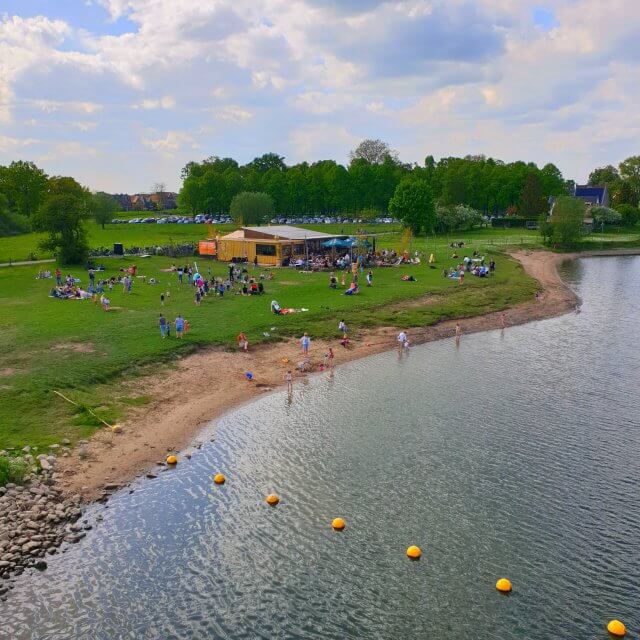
[[0, 0, 638, 193]]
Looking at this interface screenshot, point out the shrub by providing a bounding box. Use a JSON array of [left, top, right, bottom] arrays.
[[0, 456, 30, 486], [590, 206, 622, 225], [615, 204, 640, 227]]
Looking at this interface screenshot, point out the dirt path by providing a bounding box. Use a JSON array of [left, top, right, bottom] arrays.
[[55, 249, 637, 500]]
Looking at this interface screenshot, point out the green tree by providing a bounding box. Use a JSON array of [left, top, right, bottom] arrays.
[[614, 203, 640, 227], [32, 176, 90, 264], [0, 160, 49, 217], [612, 179, 639, 207], [229, 191, 273, 226], [246, 153, 286, 173], [549, 196, 585, 245], [588, 165, 619, 187], [618, 156, 640, 196], [91, 192, 118, 229], [388, 180, 435, 235], [519, 171, 545, 218]]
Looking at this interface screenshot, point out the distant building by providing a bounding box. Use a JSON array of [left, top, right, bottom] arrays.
[[573, 184, 609, 208], [109, 192, 178, 211]]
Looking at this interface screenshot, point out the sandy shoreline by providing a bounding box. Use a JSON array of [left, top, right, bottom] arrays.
[[55, 248, 640, 500]]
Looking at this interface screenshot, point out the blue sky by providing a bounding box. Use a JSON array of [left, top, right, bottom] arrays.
[[1, 0, 638, 192]]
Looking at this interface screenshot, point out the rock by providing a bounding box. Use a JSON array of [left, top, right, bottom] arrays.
[[39, 459, 52, 471], [34, 559, 47, 570], [22, 446, 31, 453], [48, 444, 60, 450], [145, 473, 157, 479], [61, 439, 71, 445]]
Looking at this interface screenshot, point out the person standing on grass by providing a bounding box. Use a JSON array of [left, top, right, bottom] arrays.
[[89, 268, 95, 288], [237, 332, 249, 352], [300, 332, 311, 355], [366, 270, 373, 287], [175, 315, 184, 339], [178, 267, 183, 285], [55, 268, 62, 286], [159, 314, 167, 338], [160, 293, 165, 306], [338, 319, 348, 338]]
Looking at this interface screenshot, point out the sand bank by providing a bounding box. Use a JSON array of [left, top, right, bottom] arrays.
[[55, 249, 639, 500]]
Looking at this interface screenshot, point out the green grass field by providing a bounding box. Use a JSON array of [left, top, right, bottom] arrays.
[[0, 238, 537, 451]]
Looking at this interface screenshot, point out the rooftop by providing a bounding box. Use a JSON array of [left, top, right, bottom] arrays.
[[224, 225, 341, 241]]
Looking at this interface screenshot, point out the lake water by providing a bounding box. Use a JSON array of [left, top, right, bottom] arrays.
[[4, 256, 640, 639]]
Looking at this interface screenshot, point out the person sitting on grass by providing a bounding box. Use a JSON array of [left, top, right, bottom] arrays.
[[329, 272, 337, 289], [401, 274, 416, 282], [271, 300, 282, 315], [344, 281, 359, 296]]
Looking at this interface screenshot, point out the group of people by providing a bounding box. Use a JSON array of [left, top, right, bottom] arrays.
[[158, 313, 188, 339], [444, 255, 496, 282]]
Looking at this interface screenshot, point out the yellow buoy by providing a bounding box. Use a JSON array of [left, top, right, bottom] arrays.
[[332, 518, 345, 530], [166, 455, 178, 465], [406, 545, 421, 559], [607, 620, 626, 637], [266, 494, 279, 506], [213, 473, 226, 485], [496, 578, 512, 593]]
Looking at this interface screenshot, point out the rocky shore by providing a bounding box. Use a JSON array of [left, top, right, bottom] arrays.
[[0, 450, 90, 600]]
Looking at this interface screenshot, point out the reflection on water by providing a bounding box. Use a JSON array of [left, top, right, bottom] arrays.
[[4, 257, 640, 640]]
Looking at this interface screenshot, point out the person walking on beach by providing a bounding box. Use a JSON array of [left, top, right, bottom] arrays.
[[175, 315, 184, 339], [455, 322, 462, 339], [300, 332, 311, 355], [285, 369, 293, 393], [327, 347, 334, 369], [501, 312, 506, 329], [159, 314, 167, 338], [397, 331, 409, 348]]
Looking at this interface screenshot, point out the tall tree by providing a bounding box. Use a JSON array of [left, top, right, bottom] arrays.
[[618, 156, 640, 199], [388, 179, 435, 235], [349, 139, 398, 165], [588, 165, 619, 187], [247, 153, 286, 173], [33, 176, 90, 264], [91, 192, 118, 229], [152, 182, 167, 210], [229, 191, 273, 226], [519, 172, 545, 217], [549, 196, 585, 246], [0, 160, 48, 217]]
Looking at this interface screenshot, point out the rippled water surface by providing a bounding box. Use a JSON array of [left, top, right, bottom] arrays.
[[4, 256, 640, 639]]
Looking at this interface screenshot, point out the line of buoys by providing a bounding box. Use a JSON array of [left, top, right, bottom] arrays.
[[166, 455, 178, 465], [406, 545, 421, 559], [496, 578, 512, 593], [331, 518, 346, 531], [607, 620, 626, 637], [207, 474, 630, 637]]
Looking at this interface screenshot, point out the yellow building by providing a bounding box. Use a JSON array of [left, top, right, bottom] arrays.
[[215, 225, 344, 266]]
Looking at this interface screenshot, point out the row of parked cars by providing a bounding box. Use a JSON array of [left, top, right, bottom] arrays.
[[110, 215, 234, 225], [110, 215, 398, 225]]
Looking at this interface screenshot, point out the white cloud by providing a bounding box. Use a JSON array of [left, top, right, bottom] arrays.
[[132, 95, 176, 110], [142, 130, 199, 153], [32, 100, 103, 114], [212, 105, 252, 122], [0, 134, 38, 152]]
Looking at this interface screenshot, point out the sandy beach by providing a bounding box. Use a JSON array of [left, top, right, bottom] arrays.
[[55, 249, 638, 500]]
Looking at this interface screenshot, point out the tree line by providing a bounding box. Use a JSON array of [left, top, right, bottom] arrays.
[[179, 141, 571, 220]]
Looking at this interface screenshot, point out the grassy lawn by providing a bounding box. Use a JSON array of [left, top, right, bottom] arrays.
[[0, 238, 537, 451]]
